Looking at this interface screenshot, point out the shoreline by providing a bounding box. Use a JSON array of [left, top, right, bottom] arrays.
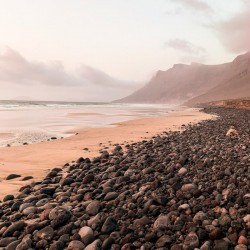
[[0, 108, 213, 199], [0, 103, 174, 147], [0, 106, 249, 249]]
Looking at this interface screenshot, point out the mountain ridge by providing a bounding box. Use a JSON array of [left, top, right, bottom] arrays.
[[115, 52, 250, 106]]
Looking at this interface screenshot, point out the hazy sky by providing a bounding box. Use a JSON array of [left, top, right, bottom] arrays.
[[0, 0, 249, 101]]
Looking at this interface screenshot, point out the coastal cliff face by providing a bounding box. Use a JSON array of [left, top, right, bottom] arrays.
[[209, 99, 250, 109], [116, 52, 250, 105]]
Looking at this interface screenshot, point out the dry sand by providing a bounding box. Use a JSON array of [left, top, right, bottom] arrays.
[[0, 109, 213, 199]]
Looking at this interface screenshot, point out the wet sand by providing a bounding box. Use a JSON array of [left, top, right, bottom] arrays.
[[0, 132, 16, 140], [0, 109, 213, 199]]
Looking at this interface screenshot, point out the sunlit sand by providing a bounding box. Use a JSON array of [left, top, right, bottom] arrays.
[[0, 109, 213, 199]]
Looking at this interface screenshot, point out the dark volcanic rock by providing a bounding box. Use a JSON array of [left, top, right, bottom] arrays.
[[22, 176, 34, 181], [68, 240, 85, 249], [36, 226, 54, 240], [3, 194, 14, 202], [49, 241, 64, 250], [6, 174, 21, 180], [183, 231, 199, 250], [82, 174, 95, 184], [0, 237, 17, 247], [49, 207, 71, 228], [40, 186, 57, 195], [101, 216, 117, 234], [86, 200, 100, 216], [6, 240, 21, 250], [3, 221, 27, 237], [104, 192, 118, 201], [61, 177, 74, 186]]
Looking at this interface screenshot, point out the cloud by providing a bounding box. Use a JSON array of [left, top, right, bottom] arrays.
[[0, 48, 80, 86], [165, 38, 206, 64], [165, 38, 206, 55], [0, 48, 141, 101], [78, 65, 137, 89], [170, 0, 213, 13], [216, 9, 250, 53], [180, 54, 207, 64]]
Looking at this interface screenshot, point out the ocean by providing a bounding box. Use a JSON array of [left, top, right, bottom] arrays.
[[0, 100, 179, 147]]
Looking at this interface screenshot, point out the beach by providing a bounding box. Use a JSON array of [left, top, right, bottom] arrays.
[[0, 108, 212, 199], [0, 106, 249, 250]]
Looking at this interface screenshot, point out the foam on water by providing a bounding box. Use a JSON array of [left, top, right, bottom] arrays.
[[0, 100, 181, 146]]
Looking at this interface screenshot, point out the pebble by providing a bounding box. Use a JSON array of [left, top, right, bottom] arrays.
[[181, 183, 197, 192], [213, 239, 229, 250], [193, 211, 207, 224], [153, 215, 170, 231], [178, 167, 187, 175], [101, 217, 117, 234], [49, 241, 64, 250], [22, 206, 37, 215], [0, 107, 249, 250], [238, 236, 248, 245], [0, 237, 17, 247], [2, 221, 27, 237], [235, 244, 248, 250], [84, 239, 102, 250], [67, 240, 85, 250], [183, 232, 199, 250], [104, 192, 119, 201], [78, 226, 94, 245], [6, 174, 21, 180], [36, 226, 54, 240], [86, 201, 100, 216], [200, 241, 211, 250], [3, 195, 14, 202], [6, 240, 21, 250]]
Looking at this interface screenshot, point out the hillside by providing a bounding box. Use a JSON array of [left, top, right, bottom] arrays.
[[116, 52, 250, 105], [209, 99, 250, 109], [186, 53, 250, 106]]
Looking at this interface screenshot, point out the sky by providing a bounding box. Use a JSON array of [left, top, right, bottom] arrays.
[[0, 0, 249, 101]]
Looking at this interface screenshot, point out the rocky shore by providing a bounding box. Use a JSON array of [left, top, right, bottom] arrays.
[[0, 107, 249, 250]]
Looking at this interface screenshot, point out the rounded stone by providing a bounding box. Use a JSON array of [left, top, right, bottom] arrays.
[[238, 236, 248, 245], [235, 244, 247, 250], [193, 211, 207, 224], [219, 214, 231, 227], [178, 167, 188, 175], [19, 203, 33, 213], [0, 237, 17, 247], [49, 241, 64, 250], [183, 232, 199, 250], [36, 198, 49, 207], [36, 226, 54, 240], [84, 239, 102, 250], [49, 206, 71, 228], [104, 192, 118, 201], [153, 215, 170, 231], [78, 226, 94, 245], [3, 221, 27, 237], [3, 195, 14, 202], [181, 183, 197, 192], [67, 240, 85, 250], [101, 217, 117, 234], [22, 206, 37, 216], [86, 201, 100, 216]]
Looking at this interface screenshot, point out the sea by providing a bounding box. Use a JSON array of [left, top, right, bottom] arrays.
[[0, 100, 180, 147]]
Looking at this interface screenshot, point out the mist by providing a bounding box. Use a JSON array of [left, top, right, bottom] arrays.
[[0, 48, 141, 102]]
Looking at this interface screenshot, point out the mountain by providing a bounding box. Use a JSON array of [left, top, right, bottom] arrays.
[[185, 53, 250, 105], [115, 52, 250, 105]]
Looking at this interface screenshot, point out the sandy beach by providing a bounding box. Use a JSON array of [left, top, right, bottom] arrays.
[[0, 132, 16, 140], [0, 109, 213, 199]]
